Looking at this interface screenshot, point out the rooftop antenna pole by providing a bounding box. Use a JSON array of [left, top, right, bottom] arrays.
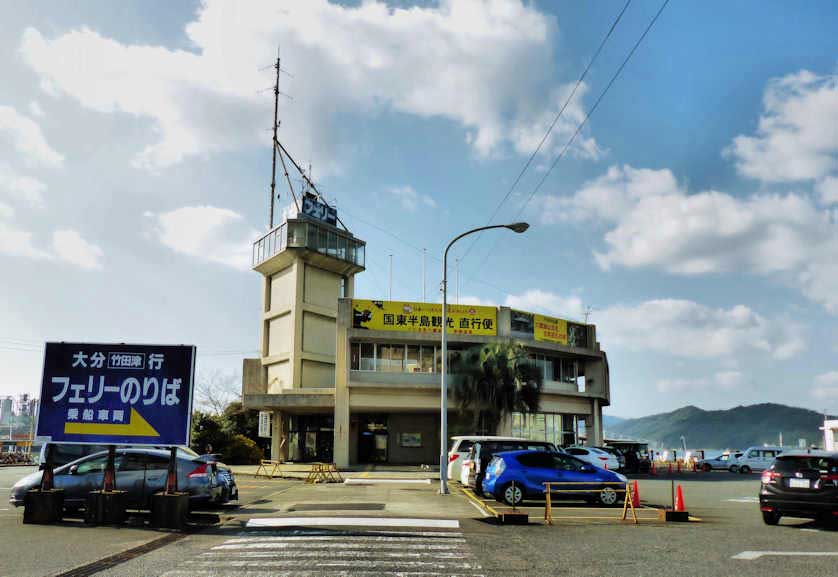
[[584, 305, 596, 324], [269, 47, 281, 230], [389, 254, 393, 300]]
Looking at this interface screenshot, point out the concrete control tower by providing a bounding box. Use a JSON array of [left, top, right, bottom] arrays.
[[242, 193, 365, 463]]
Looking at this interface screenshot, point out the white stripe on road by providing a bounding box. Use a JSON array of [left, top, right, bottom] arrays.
[[202, 550, 466, 559], [734, 551, 838, 560], [246, 516, 459, 528], [344, 478, 432, 484], [468, 500, 491, 517], [185, 559, 480, 569], [166, 572, 483, 577], [211, 542, 464, 551], [725, 497, 759, 503], [233, 529, 462, 539]]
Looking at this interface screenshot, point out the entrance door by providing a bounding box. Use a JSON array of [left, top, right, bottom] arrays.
[[358, 415, 388, 463]]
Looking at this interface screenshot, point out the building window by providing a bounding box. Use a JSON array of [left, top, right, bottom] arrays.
[[405, 345, 420, 372], [376, 344, 404, 372], [419, 345, 435, 373], [561, 360, 577, 385], [359, 343, 375, 370], [511, 310, 534, 334]]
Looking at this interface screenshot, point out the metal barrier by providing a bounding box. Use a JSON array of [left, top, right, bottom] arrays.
[[304, 462, 344, 484], [254, 459, 283, 479], [543, 481, 638, 525]]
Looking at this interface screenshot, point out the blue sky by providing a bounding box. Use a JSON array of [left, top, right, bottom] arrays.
[[1, 0, 837, 418]]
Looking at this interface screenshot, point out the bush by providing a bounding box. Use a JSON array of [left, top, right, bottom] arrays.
[[225, 434, 264, 465]]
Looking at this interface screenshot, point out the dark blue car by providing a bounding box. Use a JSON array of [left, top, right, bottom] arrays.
[[482, 450, 628, 506]]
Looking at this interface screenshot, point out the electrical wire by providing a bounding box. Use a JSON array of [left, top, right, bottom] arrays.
[[458, 0, 633, 264], [468, 0, 671, 280]]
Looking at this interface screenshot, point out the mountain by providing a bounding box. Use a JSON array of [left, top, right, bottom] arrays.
[[605, 403, 824, 449], [602, 414, 626, 428]]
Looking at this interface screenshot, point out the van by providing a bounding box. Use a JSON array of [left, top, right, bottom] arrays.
[[735, 446, 784, 474], [447, 436, 526, 481]]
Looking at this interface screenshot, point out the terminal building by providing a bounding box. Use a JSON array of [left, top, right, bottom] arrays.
[[242, 197, 611, 468]]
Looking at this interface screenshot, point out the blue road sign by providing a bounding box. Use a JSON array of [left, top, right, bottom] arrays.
[[36, 342, 196, 446]]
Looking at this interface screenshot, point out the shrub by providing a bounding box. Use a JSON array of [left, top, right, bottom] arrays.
[[225, 434, 264, 464]]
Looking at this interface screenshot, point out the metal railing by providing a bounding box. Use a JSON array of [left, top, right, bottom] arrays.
[[252, 219, 366, 269]]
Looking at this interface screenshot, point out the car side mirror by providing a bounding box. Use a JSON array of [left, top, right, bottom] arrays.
[[69, 465, 79, 475]]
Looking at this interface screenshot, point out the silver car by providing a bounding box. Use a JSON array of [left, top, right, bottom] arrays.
[[9, 447, 238, 510]]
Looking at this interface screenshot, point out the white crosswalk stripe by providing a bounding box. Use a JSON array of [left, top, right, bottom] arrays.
[[162, 529, 484, 577]]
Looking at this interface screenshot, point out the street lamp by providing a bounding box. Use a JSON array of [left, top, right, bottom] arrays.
[[439, 222, 529, 494]]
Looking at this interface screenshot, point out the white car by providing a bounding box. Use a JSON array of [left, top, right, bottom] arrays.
[[447, 436, 526, 481], [734, 446, 783, 474], [564, 446, 620, 471]]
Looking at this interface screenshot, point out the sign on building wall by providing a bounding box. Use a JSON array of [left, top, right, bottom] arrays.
[[36, 342, 195, 446], [352, 299, 497, 336], [531, 313, 588, 348], [301, 193, 337, 225], [258, 411, 272, 438]]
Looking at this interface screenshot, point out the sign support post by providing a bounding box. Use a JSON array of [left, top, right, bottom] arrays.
[[24, 442, 63, 524], [86, 444, 127, 525]]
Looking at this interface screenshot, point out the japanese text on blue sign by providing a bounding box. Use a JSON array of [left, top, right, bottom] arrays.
[[36, 343, 196, 446]]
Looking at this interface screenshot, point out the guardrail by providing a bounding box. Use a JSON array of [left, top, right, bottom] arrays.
[[543, 481, 637, 525]]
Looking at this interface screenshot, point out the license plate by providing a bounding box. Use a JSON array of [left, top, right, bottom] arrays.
[[789, 478, 810, 489]]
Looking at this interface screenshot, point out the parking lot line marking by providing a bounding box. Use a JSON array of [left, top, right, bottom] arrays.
[[246, 517, 460, 528], [733, 551, 838, 560], [225, 533, 466, 542], [467, 500, 491, 517]]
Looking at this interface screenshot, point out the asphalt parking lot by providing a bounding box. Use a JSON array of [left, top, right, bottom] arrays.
[[4, 467, 838, 576]]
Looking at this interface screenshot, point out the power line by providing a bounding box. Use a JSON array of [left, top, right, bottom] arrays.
[[468, 0, 671, 281], [458, 0, 633, 264]]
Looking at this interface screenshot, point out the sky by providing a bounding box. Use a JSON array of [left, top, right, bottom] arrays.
[[1, 0, 837, 418]]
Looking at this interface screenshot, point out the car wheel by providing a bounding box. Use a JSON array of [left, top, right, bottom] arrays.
[[598, 487, 619, 507], [729, 466, 738, 473], [701, 463, 711, 472], [740, 465, 751, 474], [500, 483, 524, 507], [762, 510, 780, 525]]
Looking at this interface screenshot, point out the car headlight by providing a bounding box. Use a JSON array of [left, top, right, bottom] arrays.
[[615, 473, 628, 483]]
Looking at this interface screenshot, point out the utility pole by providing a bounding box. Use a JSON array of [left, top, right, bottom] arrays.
[[269, 49, 281, 230], [389, 254, 393, 300]]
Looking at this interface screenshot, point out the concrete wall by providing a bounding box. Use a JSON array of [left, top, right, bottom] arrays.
[[267, 360, 292, 393], [303, 312, 337, 356], [386, 413, 439, 465], [268, 314, 292, 356], [304, 265, 341, 309], [301, 359, 335, 388], [270, 267, 295, 311]]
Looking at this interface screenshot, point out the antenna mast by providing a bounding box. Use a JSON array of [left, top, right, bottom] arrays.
[[269, 49, 281, 230]]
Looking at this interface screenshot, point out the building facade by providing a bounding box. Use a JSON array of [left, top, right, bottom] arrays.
[[242, 207, 610, 468]]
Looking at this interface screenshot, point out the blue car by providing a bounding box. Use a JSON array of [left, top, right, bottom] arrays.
[[482, 450, 629, 507]]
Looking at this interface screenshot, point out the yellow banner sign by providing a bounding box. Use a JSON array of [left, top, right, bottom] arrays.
[[352, 299, 497, 336], [534, 313, 568, 345]]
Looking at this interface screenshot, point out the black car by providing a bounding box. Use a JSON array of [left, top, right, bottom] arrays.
[[759, 451, 838, 525]]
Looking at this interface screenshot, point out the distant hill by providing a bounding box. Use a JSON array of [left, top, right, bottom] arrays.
[[602, 414, 626, 428], [605, 403, 824, 449]]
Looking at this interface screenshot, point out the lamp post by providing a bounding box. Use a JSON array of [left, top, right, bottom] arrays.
[[439, 222, 529, 494]]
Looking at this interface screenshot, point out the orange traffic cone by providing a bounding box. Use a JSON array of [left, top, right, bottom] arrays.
[[674, 484, 685, 512], [632, 480, 640, 508]]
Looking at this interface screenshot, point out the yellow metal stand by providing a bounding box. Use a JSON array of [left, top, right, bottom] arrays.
[[254, 459, 282, 479], [304, 462, 344, 484]]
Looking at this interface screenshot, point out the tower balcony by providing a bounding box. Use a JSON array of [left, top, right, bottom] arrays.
[[252, 216, 366, 277]]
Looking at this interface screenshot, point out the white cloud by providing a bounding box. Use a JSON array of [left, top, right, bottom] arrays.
[[51, 229, 103, 270], [457, 295, 495, 307], [726, 71, 838, 183], [0, 202, 14, 220], [28, 101, 44, 118], [0, 220, 51, 260], [505, 288, 804, 361], [0, 164, 47, 208], [0, 105, 63, 167], [145, 205, 258, 270], [504, 289, 585, 320], [20, 0, 599, 171], [817, 176, 838, 205], [714, 371, 743, 389], [540, 164, 838, 313], [812, 371, 838, 400], [387, 186, 437, 212]]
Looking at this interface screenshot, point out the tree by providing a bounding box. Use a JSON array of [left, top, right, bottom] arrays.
[[190, 411, 228, 455], [450, 340, 542, 434], [194, 369, 241, 415]]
